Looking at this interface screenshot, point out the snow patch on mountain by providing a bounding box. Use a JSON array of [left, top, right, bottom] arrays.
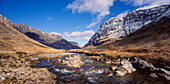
[[136, 5, 160, 11], [85, 5, 170, 47]]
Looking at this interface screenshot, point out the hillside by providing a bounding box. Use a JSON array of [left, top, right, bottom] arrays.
[[0, 18, 62, 53], [96, 17, 170, 49], [85, 5, 170, 48], [0, 14, 81, 49]]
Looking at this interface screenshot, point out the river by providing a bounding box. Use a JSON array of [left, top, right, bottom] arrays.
[[31, 53, 169, 84]]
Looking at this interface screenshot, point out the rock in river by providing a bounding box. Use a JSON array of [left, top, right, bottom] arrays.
[[116, 67, 128, 76], [121, 60, 136, 73], [115, 60, 136, 76]]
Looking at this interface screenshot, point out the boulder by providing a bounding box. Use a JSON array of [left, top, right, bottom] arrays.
[[157, 73, 170, 80], [130, 57, 170, 80], [130, 57, 156, 71], [116, 67, 128, 76], [164, 66, 170, 71], [60, 54, 84, 68], [150, 73, 158, 78], [104, 70, 112, 75], [121, 60, 136, 73], [115, 60, 136, 76], [160, 68, 170, 76], [155, 68, 170, 80]]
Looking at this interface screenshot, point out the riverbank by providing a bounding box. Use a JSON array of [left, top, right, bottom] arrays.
[[31, 53, 170, 83], [0, 52, 57, 83], [68, 48, 170, 67], [0, 51, 169, 83]]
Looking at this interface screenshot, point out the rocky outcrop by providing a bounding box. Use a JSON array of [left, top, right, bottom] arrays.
[[129, 57, 170, 80], [85, 5, 170, 47], [109, 59, 136, 76], [58, 54, 84, 68], [0, 53, 56, 83], [89, 55, 170, 80], [0, 14, 81, 49], [130, 57, 156, 70]]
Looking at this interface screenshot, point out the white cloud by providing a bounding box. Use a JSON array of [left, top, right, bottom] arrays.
[[66, 0, 170, 28], [47, 17, 52, 21], [120, 0, 170, 6], [74, 36, 91, 41], [66, 0, 115, 28], [64, 31, 81, 38], [116, 10, 129, 18], [81, 30, 95, 36], [81, 36, 91, 40], [50, 32, 62, 36], [64, 30, 95, 41], [86, 17, 102, 28], [64, 30, 95, 38]]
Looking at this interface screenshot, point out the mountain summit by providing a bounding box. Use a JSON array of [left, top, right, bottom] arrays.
[[85, 5, 170, 47]]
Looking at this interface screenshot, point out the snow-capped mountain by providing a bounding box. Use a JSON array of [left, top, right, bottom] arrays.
[[85, 5, 170, 47], [0, 14, 81, 49]]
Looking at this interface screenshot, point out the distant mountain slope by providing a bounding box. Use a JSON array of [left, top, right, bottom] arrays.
[[0, 14, 81, 49], [95, 16, 170, 49], [69, 41, 81, 47], [85, 5, 170, 47], [0, 19, 55, 52]]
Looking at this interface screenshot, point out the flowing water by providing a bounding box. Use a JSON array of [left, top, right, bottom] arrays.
[[31, 53, 169, 84]]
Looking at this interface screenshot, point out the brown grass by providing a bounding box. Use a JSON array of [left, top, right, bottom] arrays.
[[0, 21, 67, 54], [68, 48, 170, 67]]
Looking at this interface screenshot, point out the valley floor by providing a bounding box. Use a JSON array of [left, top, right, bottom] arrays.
[[0, 48, 169, 83], [69, 48, 170, 67]]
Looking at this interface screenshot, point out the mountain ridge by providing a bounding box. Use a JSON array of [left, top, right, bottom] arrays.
[[0, 18, 58, 52], [0, 14, 81, 49], [95, 16, 170, 49], [85, 5, 170, 47]]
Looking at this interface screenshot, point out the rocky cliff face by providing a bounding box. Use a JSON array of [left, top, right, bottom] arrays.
[[0, 14, 81, 49], [96, 16, 170, 49], [85, 5, 170, 47]]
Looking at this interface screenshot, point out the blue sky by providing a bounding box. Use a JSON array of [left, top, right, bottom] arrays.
[[0, 0, 169, 46]]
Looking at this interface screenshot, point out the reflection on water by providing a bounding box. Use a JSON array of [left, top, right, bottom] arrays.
[[31, 53, 170, 84]]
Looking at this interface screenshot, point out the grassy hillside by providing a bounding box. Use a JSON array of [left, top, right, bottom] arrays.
[[0, 21, 65, 53]]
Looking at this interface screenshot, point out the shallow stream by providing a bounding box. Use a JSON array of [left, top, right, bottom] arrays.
[[31, 53, 169, 84]]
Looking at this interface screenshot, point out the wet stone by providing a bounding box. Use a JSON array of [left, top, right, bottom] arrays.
[[116, 67, 128, 76], [110, 66, 117, 71], [104, 70, 112, 75]]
